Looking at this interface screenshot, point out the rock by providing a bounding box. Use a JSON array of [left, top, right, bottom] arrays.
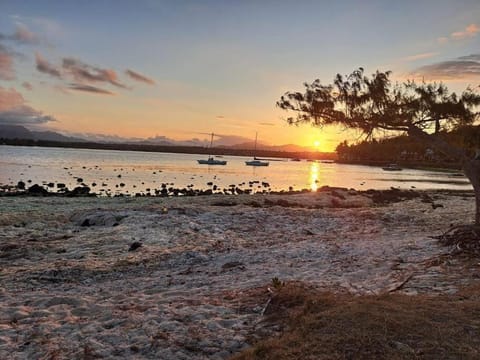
[[27, 184, 49, 195], [128, 241, 142, 252], [16, 181, 25, 190], [68, 186, 91, 196], [57, 183, 66, 188]]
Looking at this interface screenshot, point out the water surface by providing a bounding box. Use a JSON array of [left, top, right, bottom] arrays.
[[0, 145, 471, 195]]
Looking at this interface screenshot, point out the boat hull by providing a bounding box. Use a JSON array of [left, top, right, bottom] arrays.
[[245, 160, 269, 166], [198, 159, 227, 165]]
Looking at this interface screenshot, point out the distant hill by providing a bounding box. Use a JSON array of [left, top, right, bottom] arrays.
[[0, 124, 333, 157], [0, 125, 85, 143], [0, 125, 33, 139]]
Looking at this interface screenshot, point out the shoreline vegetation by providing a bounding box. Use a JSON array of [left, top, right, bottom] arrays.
[[1, 189, 479, 358]]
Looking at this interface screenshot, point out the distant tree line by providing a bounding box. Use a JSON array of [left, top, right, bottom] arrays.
[[335, 125, 480, 166], [0, 138, 335, 160]]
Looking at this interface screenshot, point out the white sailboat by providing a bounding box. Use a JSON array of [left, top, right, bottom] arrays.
[[245, 132, 269, 166], [197, 133, 227, 165]]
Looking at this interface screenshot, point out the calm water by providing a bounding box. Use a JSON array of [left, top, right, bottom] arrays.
[[0, 145, 471, 195]]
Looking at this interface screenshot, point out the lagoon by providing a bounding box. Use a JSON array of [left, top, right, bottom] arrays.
[[0, 145, 471, 195]]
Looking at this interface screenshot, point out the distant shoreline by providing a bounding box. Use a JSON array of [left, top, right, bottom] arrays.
[[1, 140, 464, 171], [0, 139, 336, 161]]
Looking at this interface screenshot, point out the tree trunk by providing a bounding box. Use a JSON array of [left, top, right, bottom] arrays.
[[463, 159, 480, 226]]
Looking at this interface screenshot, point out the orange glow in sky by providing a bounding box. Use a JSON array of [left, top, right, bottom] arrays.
[[1, 2, 479, 152]]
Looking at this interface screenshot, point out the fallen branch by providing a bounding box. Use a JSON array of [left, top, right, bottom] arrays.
[[387, 273, 414, 293]]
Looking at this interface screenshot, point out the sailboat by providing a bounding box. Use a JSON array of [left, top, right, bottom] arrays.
[[197, 133, 227, 165], [245, 132, 269, 166]]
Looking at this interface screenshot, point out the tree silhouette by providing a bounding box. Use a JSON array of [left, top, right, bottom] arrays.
[[277, 68, 480, 225]]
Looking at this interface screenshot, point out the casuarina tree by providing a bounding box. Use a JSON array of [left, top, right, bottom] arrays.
[[277, 68, 480, 226]]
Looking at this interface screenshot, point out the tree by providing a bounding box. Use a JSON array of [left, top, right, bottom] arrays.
[[277, 68, 480, 225]]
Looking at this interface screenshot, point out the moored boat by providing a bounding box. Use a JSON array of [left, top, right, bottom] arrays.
[[197, 157, 227, 165], [198, 133, 227, 166], [245, 132, 269, 166]]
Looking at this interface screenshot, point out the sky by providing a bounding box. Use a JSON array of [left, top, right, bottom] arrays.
[[1, 0, 479, 151]]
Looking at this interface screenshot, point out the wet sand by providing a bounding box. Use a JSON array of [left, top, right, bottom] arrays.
[[0, 189, 478, 359]]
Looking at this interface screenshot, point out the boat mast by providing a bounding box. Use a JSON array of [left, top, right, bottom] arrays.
[[254, 132, 258, 159], [209, 132, 214, 158]]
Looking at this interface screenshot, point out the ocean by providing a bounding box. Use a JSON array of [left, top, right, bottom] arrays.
[[0, 145, 472, 195]]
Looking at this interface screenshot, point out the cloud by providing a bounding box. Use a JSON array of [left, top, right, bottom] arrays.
[[0, 105, 56, 125], [437, 36, 449, 44], [0, 44, 15, 80], [410, 54, 480, 80], [259, 122, 275, 126], [403, 52, 438, 62], [0, 87, 24, 111], [11, 23, 40, 44], [63, 58, 127, 88], [68, 83, 115, 95], [35, 52, 62, 78], [0, 87, 56, 125], [451, 23, 480, 40], [439, 23, 480, 44], [125, 69, 155, 85], [22, 82, 33, 91]]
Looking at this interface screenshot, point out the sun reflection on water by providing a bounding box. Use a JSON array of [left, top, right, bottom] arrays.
[[309, 162, 319, 191]]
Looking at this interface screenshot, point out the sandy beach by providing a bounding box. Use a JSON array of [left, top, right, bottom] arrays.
[[1, 188, 479, 359]]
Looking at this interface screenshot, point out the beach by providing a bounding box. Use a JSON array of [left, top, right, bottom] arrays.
[[1, 188, 478, 359]]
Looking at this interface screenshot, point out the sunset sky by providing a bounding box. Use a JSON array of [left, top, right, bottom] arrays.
[[1, 0, 479, 151]]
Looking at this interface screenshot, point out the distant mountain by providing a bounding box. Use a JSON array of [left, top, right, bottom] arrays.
[[0, 125, 32, 139], [0, 125, 85, 142], [0, 124, 323, 153]]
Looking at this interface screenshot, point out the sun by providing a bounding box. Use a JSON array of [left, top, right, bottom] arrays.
[[313, 140, 321, 149]]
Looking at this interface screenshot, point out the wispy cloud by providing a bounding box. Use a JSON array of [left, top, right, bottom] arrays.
[[63, 58, 127, 88], [403, 52, 438, 62], [125, 69, 155, 85], [0, 86, 56, 125], [438, 23, 480, 44], [35, 52, 62, 78], [11, 23, 40, 44], [451, 23, 480, 40], [0, 44, 15, 80], [410, 54, 480, 80], [68, 83, 115, 95], [34, 54, 130, 94]]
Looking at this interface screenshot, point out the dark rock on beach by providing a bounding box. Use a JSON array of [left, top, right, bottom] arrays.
[[27, 184, 49, 195], [128, 241, 143, 252]]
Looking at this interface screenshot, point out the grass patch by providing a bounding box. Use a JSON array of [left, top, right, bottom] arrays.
[[232, 283, 480, 360]]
